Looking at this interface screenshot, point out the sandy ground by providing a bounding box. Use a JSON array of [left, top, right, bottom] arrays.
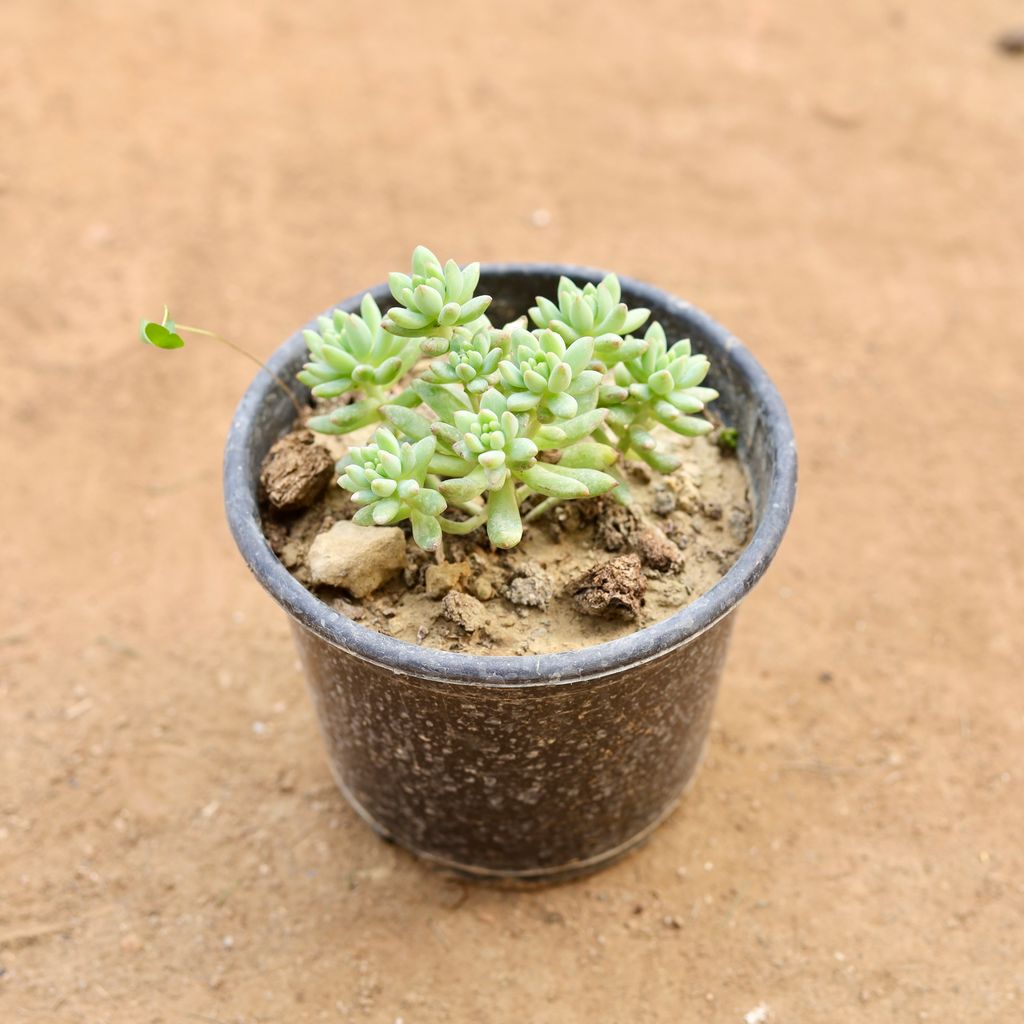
[[2, 1, 1023, 1021]]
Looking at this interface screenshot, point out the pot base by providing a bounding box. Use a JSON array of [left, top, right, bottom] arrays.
[[327, 741, 708, 887]]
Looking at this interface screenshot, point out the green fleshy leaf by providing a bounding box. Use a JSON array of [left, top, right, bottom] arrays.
[[409, 435, 437, 479], [551, 466, 618, 496], [634, 446, 682, 474], [486, 478, 522, 549], [412, 380, 471, 421], [544, 391, 577, 419], [381, 404, 432, 441], [516, 463, 590, 499], [558, 442, 618, 469], [535, 408, 608, 449], [390, 386, 421, 409], [412, 488, 446, 517], [371, 497, 402, 524], [410, 510, 442, 551], [660, 414, 713, 438], [439, 466, 489, 502], [428, 452, 475, 477], [327, 398, 382, 434], [311, 379, 353, 399]]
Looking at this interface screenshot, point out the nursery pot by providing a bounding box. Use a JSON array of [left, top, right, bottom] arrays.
[[224, 265, 796, 882]]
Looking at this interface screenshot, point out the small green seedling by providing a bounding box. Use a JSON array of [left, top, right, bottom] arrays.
[[140, 306, 303, 415], [139, 307, 185, 349], [716, 427, 739, 451], [143, 247, 726, 552]]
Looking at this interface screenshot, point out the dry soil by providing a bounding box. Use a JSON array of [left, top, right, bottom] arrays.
[[1, 2, 1023, 1022], [264, 426, 751, 655]]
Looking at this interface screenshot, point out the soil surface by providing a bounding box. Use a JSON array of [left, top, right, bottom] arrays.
[[2, 2, 1023, 1022], [262, 427, 751, 655]]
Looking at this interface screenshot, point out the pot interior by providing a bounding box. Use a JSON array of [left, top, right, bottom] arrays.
[[224, 264, 796, 683]]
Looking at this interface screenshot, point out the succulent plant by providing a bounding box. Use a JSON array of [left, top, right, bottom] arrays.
[[421, 326, 505, 394], [315, 247, 722, 550], [144, 247, 726, 553], [601, 322, 718, 473], [529, 273, 651, 365], [497, 328, 602, 420], [298, 295, 421, 435], [338, 428, 447, 551], [382, 246, 491, 341]]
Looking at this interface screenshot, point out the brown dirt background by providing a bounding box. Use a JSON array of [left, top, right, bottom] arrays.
[[2, 2, 1022, 1021]]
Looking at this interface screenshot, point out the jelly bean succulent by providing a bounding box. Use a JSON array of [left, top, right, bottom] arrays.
[[141, 247, 725, 552]]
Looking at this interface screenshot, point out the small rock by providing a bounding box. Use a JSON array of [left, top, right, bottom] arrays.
[[633, 524, 684, 572], [260, 430, 334, 511], [591, 497, 682, 571], [728, 506, 752, 545], [120, 933, 143, 954], [441, 592, 488, 633], [473, 577, 495, 601], [335, 598, 366, 621], [503, 565, 554, 609], [568, 554, 646, 620], [995, 28, 1024, 55], [279, 539, 305, 570], [626, 461, 652, 483], [651, 486, 677, 516], [667, 474, 702, 515], [424, 561, 472, 599], [593, 499, 637, 552], [308, 521, 406, 598]]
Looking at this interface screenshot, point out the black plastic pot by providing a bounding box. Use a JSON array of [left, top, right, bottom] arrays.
[[224, 265, 796, 882]]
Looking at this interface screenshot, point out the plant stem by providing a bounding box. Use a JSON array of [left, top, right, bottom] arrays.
[[176, 324, 304, 418], [597, 422, 631, 455], [439, 512, 487, 535], [523, 495, 561, 523]]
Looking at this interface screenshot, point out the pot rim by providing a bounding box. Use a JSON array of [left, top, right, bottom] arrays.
[[224, 263, 797, 687]]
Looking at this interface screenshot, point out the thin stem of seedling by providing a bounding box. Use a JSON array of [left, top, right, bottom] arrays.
[[175, 324, 305, 418]]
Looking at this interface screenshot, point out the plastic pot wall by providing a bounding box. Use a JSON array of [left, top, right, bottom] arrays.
[[225, 265, 796, 881]]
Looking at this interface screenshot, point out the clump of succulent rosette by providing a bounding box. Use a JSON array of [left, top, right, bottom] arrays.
[[308, 248, 723, 550]]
